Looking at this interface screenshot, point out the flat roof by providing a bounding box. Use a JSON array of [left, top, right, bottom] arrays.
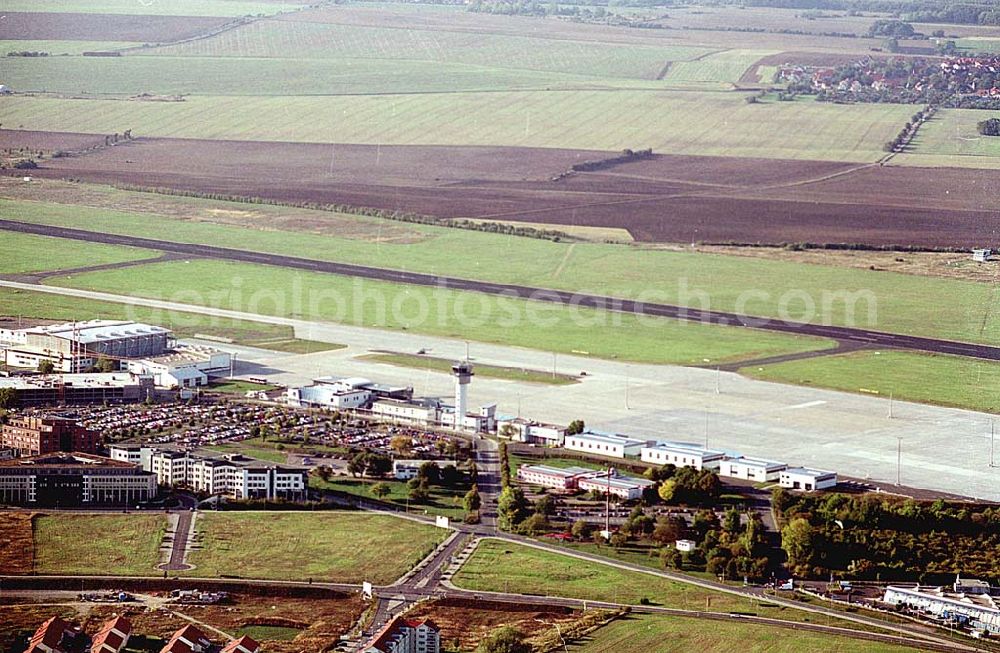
[[569, 432, 647, 447], [730, 457, 787, 468], [0, 373, 142, 390], [886, 585, 1000, 612], [643, 442, 726, 458], [782, 467, 836, 478], [578, 474, 654, 490], [520, 464, 595, 477], [23, 320, 170, 344], [0, 452, 139, 470]]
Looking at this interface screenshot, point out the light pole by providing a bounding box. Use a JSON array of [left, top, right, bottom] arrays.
[[895, 436, 902, 486]]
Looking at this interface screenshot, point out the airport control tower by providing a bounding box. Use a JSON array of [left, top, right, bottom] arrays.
[[452, 361, 474, 421]]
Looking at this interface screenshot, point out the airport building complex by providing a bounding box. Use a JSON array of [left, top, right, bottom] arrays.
[[0, 452, 157, 507], [0, 415, 99, 456]]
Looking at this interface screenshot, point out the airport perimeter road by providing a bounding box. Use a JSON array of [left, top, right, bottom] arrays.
[[4, 279, 999, 503], [1, 219, 999, 361]]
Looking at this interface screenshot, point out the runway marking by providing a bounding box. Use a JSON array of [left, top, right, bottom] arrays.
[[780, 400, 827, 411]]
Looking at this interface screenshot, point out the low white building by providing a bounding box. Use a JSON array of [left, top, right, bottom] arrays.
[[516, 464, 595, 490], [640, 442, 725, 470], [287, 377, 373, 409], [372, 399, 439, 425], [779, 467, 837, 491], [393, 459, 455, 481], [973, 248, 992, 263], [498, 417, 566, 446], [577, 469, 654, 500], [883, 585, 1000, 635], [675, 539, 697, 552], [127, 345, 231, 389], [564, 432, 648, 459], [719, 457, 787, 482]]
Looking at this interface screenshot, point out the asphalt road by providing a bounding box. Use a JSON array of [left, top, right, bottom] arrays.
[[2, 218, 998, 361]]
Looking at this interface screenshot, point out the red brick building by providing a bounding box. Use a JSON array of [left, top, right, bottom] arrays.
[[0, 416, 99, 457]]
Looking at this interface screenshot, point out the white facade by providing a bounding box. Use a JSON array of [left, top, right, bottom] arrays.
[[498, 418, 566, 446], [719, 457, 787, 482], [372, 399, 438, 424], [287, 385, 371, 409], [564, 432, 648, 459], [393, 459, 454, 481], [883, 585, 1000, 635], [516, 464, 595, 490], [675, 539, 696, 552], [142, 449, 306, 499], [779, 467, 837, 491], [576, 470, 654, 500], [365, 618, 440, 653], [127, 345, 230, 389], [640, 443, 725, 470]]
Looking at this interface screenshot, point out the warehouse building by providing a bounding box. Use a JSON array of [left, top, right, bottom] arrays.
[[1, 415, 99, 457], [640, 442, 725, 470], [517, 464, 596, 490], [0, 320, 172, 373], [883, 584, 1000, 635], [719, 457, 787, 482], [779, 467, 838, 491], [0, 452, 157, 507], [287, 376, 413, 410], [126, 345, 231, 389], [0, 373, 152, 407], [564, 432, 649, 459]]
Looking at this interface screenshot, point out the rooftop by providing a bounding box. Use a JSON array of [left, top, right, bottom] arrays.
[[22, 320, 171, 345], [643, 442, 726, 458], [0, 453, 138, 470], [0, 373, 143, 390], [783, 467, 836, 478], [570, 431, 648, 447], [520, 464, 597, 478], [887, 585, 1000, 612]]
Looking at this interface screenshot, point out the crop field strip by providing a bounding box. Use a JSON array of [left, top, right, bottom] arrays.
[[0, 1, 307, 17], [0, 12, 237, 43], [1, 190, 999, 348]]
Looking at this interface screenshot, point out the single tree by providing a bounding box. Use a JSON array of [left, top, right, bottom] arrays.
[[37, 360, 55, 374], [371, 482, 391, 500]]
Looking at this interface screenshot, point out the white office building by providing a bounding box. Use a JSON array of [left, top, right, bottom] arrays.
[[497, 417, 566, 446], [883, 585, 1000, 635], [779, 467, 838, 491], [516, 464, 596, 490], [640, 442, 725, 470], [719, 457, 787, 482], [576, 469, 654, 500], [126, 345, 231, 389], [564, 432, 649, 459]]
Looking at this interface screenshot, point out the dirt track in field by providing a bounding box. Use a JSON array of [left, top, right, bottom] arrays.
[[0, 12, 232, 43], [8, 132, 1000, 248]]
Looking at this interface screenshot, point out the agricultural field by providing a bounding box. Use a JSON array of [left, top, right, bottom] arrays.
[[568, 613, 918, 653], [0, 513, 34, 574], [0, 231, 155, 275], [743, 350, 1000, 414], [186, 512, 446, 583], [662, 49, 779, 87], [0, 40, 138, 54], [1, 1, 307, 17], [0, 12, 236, 43], [41, 257, 837, 366], [32, 514, 166, 575], [0, 92, 912, 160], [359, 352, 579, 386], [894, 108, 1000, 168], [6, 194, 1000, 347]]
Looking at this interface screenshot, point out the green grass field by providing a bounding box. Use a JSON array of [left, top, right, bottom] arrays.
[[311, 476, 469, 520], [0, 92, 911, 160], [0, 40, 139, 55], [3, 0, 306, 16], [6, 196, 999, 348], [0, 55, 599, 96], [360, 352, 578, 386], [0, 284, 328, 352], [661, 49, 777, 87], [186, 512, 446, 583], [33, 514, 166, 576], [570, 614, 916, 653], [895, 108, 1000, 169], [44, 258, 835, 366], [146, 20, 708, 80], [0, 231, 155, 275], [742, 350, 1000, 413]]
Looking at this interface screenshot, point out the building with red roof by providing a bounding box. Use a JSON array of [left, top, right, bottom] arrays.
[[159, 625, 211, 653], [363, 616, 439, 653], [220, 635, 261, 653], [24, 616, 76, 653], [90, 616, 131, 653]]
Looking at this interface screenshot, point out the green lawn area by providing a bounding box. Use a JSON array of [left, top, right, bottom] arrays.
[[205, 380, 280, 394], [569, 614, 916, 653], [0, 231, 155, 275], [0, 40, 139, 55], [895, 108, 1000, 169], [3, 0, 306, 16], [311, 476, 469, 520], [0, 91, 911, 160], [33, 514, 166, 576], [662, 49, 777, 87], [186, 512, 446, 583], [742, 350, 1000, 414], [7, 195, 997, 348], [360, 352, 578, 386], [44, 258, 835, 366]]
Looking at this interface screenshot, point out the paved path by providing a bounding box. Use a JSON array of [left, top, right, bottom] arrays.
[[159, 511, 194, 572]]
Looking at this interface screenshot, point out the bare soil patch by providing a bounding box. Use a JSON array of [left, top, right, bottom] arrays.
[[0, 512, 34, 575], [0, 12, 231, 43], [0, 130, 107, 154], [18, 135, 1000, 248]]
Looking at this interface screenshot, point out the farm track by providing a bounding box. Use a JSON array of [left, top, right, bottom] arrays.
[[3, 218, 1000, 362]]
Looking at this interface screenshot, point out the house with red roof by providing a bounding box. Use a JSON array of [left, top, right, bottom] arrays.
[[363, 616, 439, 653], [24, 617, 77, 653], [159, 625, 212, 653], [220, 635, 261, 653], [90, 616, 131, 653]]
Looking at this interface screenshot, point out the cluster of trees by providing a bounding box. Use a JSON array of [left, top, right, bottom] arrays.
[[867, 18, 916, 37], [6, 51, 49, 57], [703, 0, 1000, 26], [346, 452, 392, 478], [496, 441, 553, 534], [646, 464, 721, 506], [977, 116, 1000, 135], [883, 105, 935, 152], [777, 489, 1000, 581]]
